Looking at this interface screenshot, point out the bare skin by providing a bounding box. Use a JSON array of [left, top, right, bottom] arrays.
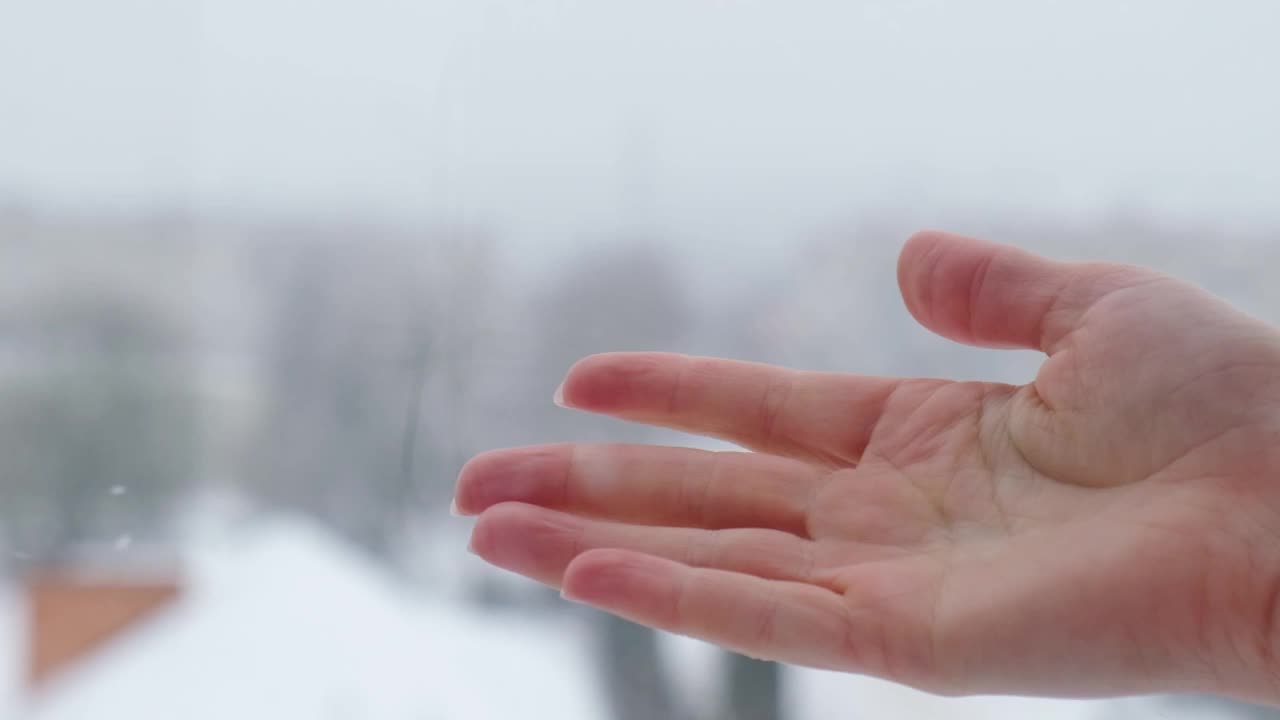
[[453, 231, 1280, 704]]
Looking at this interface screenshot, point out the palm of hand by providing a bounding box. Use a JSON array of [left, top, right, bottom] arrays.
[[455, 232, 1280, 704]]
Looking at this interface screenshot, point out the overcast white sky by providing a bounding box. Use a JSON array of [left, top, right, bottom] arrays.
[[1, 0, 1278, 270]]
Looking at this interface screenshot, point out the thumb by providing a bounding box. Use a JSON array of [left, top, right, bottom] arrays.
[[896, 230, 1133, 353]]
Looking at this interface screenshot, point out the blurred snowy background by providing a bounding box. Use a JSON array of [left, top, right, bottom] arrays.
[[1, 1, 1280, 718]]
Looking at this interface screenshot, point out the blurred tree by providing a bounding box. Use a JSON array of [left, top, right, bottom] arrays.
[[521, 238, 692, 720], [518, 238, 794, 720], [521, 238, 693, 441], [726, 657, 781, 720], [0, 289, 201, 568], [244, 227, 494, 561]]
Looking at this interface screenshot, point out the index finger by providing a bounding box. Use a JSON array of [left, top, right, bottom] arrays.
[[557, 352, 927, 467]]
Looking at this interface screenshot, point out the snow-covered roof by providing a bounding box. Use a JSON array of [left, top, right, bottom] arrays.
[[1, 517, 605, 720]]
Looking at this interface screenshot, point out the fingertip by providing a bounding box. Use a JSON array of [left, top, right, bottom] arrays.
[[554, 354, 607, 411], [465, 507, 493, 556], [468, 502, 578, 583], [452, 456, 482, 516], [557, 352, 678, 413], [453, 448, 509, 516], [562, 548, 672, 606], [897, 230, 952, 328], [555, 355, 606, 408], [453, 446, 569, 515], [896, 230, 1062, 351]]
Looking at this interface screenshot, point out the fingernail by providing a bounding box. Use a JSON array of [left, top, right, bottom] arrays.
[[466, 536, 477, 555], [553, 382, 567, 408], [449, 498, 462, 517]]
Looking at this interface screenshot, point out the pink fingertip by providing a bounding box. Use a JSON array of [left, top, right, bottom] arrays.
[[561, 549, 662, 606]]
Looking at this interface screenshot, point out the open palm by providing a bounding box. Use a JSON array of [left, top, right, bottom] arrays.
[[454, 232, 1280, 704]]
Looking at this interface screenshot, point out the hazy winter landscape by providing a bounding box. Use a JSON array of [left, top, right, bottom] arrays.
[[2, 1, 1279, 718]]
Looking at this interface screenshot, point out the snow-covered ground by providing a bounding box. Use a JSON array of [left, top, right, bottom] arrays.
[[0, 518, 606, 720], [0, 513, 1199, 720]]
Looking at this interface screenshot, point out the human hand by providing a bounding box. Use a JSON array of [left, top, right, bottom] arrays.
[[453, 231, 1280, 704]]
